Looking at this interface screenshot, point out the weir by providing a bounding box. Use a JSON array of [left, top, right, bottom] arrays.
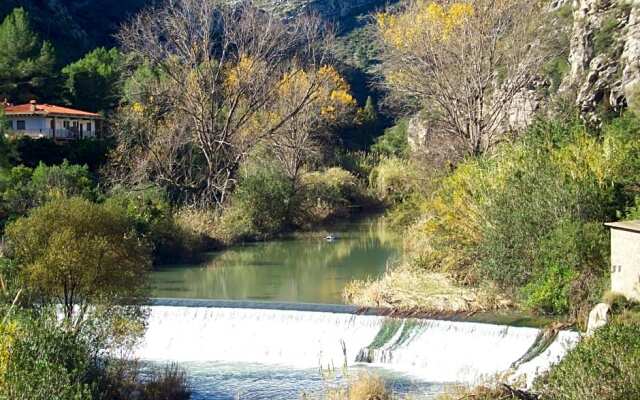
[[135, 300, 580, 384]]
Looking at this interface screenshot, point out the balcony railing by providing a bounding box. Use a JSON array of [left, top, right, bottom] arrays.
[[9, 128, 90, 139]]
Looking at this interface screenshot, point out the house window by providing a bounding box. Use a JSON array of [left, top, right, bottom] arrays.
[[16, 120, 25, 130], [63, 121, 70, 129], [86, 122, 92, 132]]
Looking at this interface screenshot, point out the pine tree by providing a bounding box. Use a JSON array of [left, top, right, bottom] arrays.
[[0, 8, 56, 103], [62, 47, 123, 112]]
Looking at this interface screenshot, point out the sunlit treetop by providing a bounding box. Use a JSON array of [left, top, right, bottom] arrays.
[[377, 1, 474, 48]]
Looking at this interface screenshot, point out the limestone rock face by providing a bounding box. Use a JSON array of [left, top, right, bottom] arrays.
[[565, 0, 640, 121], [253, 0, 388, 19], [586, 302, 610, 336]]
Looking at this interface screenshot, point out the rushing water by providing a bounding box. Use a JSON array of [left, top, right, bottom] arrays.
[[151, 217, 401, 304], [137, 304, 580, 399]]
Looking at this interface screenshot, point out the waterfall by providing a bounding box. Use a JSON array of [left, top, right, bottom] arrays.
[[135, 302, 580, 384]]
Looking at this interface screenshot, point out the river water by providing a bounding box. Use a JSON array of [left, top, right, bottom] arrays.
[[145, 217, 578, 399], [151, 216, 402, 304]]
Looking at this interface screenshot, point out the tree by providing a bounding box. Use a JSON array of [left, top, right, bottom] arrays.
[[5, 197, 151, 324], [62, 47, 123, 113], [111, 0, 335, 207], [376, 0, 553, 155], [0, 8, 56, 103], [0, 109, 13, 168], [267, 66, 356, 189]]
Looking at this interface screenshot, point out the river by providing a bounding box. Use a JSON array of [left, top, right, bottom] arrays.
[[151, 216, 402, 304], [145, 217, 578, 399]]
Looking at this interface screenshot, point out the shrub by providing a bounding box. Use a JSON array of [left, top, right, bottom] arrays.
[[105, 187, 204, 264], [535, 319, 640, 400], [389, 115, 640, 316], [371, 119, 409, 158], [218, 165, 294, 242], [296, 167, 367, 226], [5, 197, 152, 320], [0, 313, 93, 400], [522, 221, 608, 316], [324, 373, 391, 400], [369, 157, 420, 206], [0, 161, 98, 230]]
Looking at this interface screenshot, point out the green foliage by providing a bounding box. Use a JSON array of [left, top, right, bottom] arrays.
[[522, 221, 608, 315], [0, 313, 93, 400], [397, 115, 640, 316], [594, 16, 619, 56], [62, 47, 123, 112], [0, 8, 56, 103], [105, 187, 204, 264], [0, 161, 97, 229], [369, 157, 419, 205], [371, 119, 409, 158], [535, 319, 640, 400], [219, 165, 294, 242], [296, 167, 367, 226], [5, 197, 151, 319], [0, 110, 12, 169]]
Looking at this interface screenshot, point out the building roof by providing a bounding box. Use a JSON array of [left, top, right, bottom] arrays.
[[605, 220, 640, 234], [2, 100, 101, 119]]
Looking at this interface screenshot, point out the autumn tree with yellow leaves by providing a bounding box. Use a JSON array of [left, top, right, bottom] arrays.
[[377, 0, 553, 156], [111, 0, 341, 207], [267, 65, 356, 188]]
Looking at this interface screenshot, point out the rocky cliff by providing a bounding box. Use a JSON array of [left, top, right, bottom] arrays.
[[254, 0, 389, 19], [564, 0, 639, 122]]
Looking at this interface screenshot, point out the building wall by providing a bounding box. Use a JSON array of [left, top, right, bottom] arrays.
[[6, 116, 97, 139], [610, 228, 640, 301]]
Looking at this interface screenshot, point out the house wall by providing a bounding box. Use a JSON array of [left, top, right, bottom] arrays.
[[7, 116, 48, 132], [610, 228, 640, 301], [6, 116, 97, 139]]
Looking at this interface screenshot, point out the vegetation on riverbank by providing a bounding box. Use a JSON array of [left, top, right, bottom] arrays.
[[347, 114, 640, 323]]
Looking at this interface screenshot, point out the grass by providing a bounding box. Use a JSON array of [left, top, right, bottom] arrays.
[[344, 264, 512, 315], [322, 373, 392, 400]]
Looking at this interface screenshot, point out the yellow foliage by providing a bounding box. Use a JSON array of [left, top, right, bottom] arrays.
[[377, 1, 474, 48], [278, 65, 355, 122], [131, 102, 145, 114], [0, 320, 19, 388]]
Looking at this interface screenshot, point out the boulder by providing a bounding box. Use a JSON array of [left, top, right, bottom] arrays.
[[586, 302, 610, 336]]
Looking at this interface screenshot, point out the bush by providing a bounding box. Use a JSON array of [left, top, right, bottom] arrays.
[[105, 187, 204, 264], [369, 157, 420, 206], [0, 161, 97, 229], [218, 165, 294, 242], [0, 313, 93, 400], [522, 221, 608, 316], [371, 119, 409, 158], [535, 319, 640, 400], [388, 115, 640, 316], [296, 167, 369, 226], [9, 137, 112, 172]]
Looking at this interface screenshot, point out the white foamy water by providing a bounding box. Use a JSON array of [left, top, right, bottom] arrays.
[[135, 305, 580, 385]]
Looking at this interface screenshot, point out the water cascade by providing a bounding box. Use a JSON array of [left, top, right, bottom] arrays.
[[135, 302, 580, 385]]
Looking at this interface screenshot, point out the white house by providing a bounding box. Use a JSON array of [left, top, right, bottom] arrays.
[[605, 220, 640, 301], [2, 100, 102, 140]]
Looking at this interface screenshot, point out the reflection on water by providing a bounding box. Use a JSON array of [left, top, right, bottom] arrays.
[[151, 217, 402, 304]]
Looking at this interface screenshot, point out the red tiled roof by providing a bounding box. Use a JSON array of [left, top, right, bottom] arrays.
[[2, 102, 101, 118]]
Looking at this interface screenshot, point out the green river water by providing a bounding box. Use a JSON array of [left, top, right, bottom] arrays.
[[151, 216, 402, 304]]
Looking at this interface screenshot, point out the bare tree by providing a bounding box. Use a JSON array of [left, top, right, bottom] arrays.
[[376, 0, 554, 156], [111, 0, 335, 206]]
